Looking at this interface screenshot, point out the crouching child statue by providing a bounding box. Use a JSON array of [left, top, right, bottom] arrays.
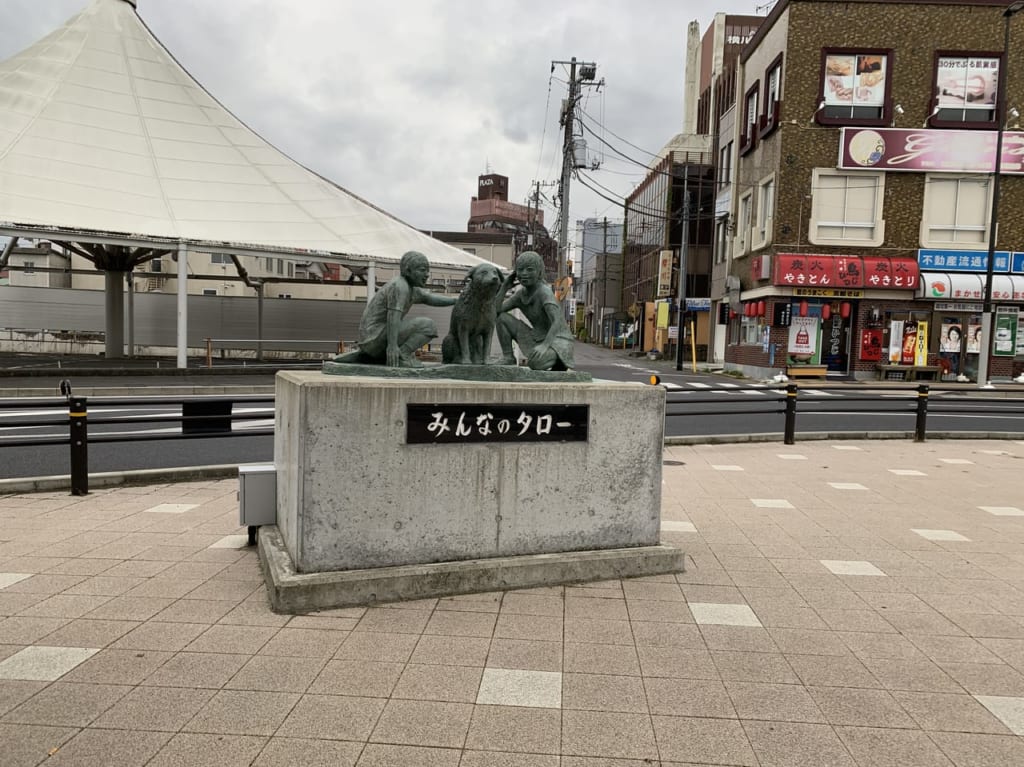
[[333, 250, 456, 368], [495, 250, 575, 371]]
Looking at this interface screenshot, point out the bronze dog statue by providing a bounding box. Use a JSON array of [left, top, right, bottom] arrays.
[[441, 263, 505, 364]]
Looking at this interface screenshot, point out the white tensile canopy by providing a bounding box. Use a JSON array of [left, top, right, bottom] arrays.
[[0, 0, 486, 362]]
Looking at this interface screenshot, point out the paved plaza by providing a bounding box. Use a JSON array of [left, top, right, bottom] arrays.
[[2, 438, 1024, 765]]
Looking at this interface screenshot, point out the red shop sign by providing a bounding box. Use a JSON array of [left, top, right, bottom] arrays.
[[773, 254, 837, 287], [774, 255, 919, 291]]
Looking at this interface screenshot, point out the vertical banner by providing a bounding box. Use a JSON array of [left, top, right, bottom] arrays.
[[656, 250, 673, 298], [914, 321, 928, 366], [889, 320, 904, 363], [901, 322, 918, 365], [656, 301, 670, 329]]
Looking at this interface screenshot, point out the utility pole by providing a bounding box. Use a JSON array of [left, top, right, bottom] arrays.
[[675, 183, 690, 371], [552, 57, 598, 308]]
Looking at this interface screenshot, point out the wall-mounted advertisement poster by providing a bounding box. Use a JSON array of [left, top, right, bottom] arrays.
[[889, 320, 904, 363], [967, 322, 983, 354], [824, 53, 886, 107], [993, 308, 1019, 357], [936, 56, 998, 111]]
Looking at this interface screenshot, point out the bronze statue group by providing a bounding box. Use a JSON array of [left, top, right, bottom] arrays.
[[334, 251, 575, 371]]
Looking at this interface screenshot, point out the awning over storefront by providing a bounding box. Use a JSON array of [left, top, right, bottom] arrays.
[[918, 272, 1024, 302], [773, 254, 919, 290]]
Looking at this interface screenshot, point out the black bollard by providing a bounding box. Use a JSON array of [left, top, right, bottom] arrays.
[[69, 396, 89, 496], [914, 384, 929, 443], [783, 383, 798, 445]]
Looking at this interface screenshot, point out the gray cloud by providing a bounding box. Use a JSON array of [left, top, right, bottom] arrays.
[[1, 0, 764, 233]]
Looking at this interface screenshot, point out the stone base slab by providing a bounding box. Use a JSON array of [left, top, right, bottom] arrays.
[[258, 525, 685, 613]]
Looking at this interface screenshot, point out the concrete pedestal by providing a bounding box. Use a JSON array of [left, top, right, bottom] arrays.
[[263, 371, 682, 611]]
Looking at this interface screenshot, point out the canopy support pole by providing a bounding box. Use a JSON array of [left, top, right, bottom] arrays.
[[104, 271, 125, 359], [177, 242, 188, 369]]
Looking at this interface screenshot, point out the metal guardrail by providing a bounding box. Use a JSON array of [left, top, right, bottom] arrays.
[[3, 381, 1023, 495], [663, 382, 1024, 444], [0, 384, 274, 495]]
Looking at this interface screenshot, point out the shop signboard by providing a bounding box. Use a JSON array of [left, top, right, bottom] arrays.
[[915, 321, 929, 366], [860, 328, 883, 361], [788, 315, 820, 364], [918, 249, 1010, 273], [656, 250, 673, 298], [840, 128, 1024, 174]]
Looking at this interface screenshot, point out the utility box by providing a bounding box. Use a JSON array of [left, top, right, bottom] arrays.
[[238, 463, 277, 529]]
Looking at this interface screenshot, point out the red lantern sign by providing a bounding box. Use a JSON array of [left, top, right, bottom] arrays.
[[757, 300, 766, 317], [799, 300, 808, 317], [840, 301, 851, 319], [729, 309, 737, 319], [821, 303, 831, 320]]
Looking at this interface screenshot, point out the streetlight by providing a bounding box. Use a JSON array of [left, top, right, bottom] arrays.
[[978, 0, 1024, 387]]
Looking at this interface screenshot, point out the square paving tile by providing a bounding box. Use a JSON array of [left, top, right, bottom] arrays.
[[464, 705, 560, 753], [391, 663, 482, 703], [146, 732, 266, 767], [979, 506, 1024, 516], [974, 695, 1024, 736], [777, 454, 808, 460], [807, 686, 916, 728], [476, 668, 561, 708], [742, 720, 854, 766], [277, 694, 385, 741], [652, 715, 757, 765], [564, 642, 639, 675], [828, 482, 868, 490], [832, 445, 862, 450], [370, 699, 474, 748], [2, 681, 131, 727], [689, 602, 762, 627], [92, 685, 215, 731], [562, 710, 657, 760], [486, 638, 561, 672], [354, 744, 460, 766], [250, 737, 361, 767], [820, 560, 887, 576], [184, 689, 299, 736], [890, 469, 927, 476], [143, 504, 199, 514], [661, 520, 697, 533], [912, 529, 971, 542], [893, 691, 1012, 733], [0, 573, 33, 590], [225, 655, 326, 694], [561, 672, 647, 713], [836, 725, 956, 766], [308, 659, 403, 697], [646, 677, 735, 718], [751, 499, 794, 509], [409, 635, 489, 667], [712, 465, 745, 471], [42, 727, 171, 767], [940, 458, 973, 464], [0, 646, 98, 681], [928, 731, 1024, 765], [725, 680, 823, 723], [0, 723, 85, 767]]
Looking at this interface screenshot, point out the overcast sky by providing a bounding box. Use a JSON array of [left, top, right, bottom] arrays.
[[1, 0, 767, 243]]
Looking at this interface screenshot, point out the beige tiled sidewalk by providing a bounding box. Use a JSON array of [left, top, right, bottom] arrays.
[[2, 439, 1024, 765]]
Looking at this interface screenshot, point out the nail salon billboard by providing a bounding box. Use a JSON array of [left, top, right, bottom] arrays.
[[839, 128, 1024, 174]]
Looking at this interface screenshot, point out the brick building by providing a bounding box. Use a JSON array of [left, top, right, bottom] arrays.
[[720, 0, 1024, 381]]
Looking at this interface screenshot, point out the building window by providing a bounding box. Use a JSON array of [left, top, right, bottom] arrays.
[[151, 258, 162, 273], [718, 142, 732, 189], [715, 216, 730, 264], [809, 169, 885, 246], [929, 53, 999, 127], [741, 82, 759, 154], [761, 55, 783, 136], [818, 50, 890, 125], [278, 293, 292, 299], [265, 257, 273, 271], [736, 192, 753, 254], [23, 260, 35, 275], [755, 176, 775, 248], [463, 247, 477, 255], [202, 288, 218, 296], [921, 174, 991, 247], [740, 316, 761, 345], [287, 262, 294, 278], [210, 253, 230, 264], [277, 259, 284, 275]]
